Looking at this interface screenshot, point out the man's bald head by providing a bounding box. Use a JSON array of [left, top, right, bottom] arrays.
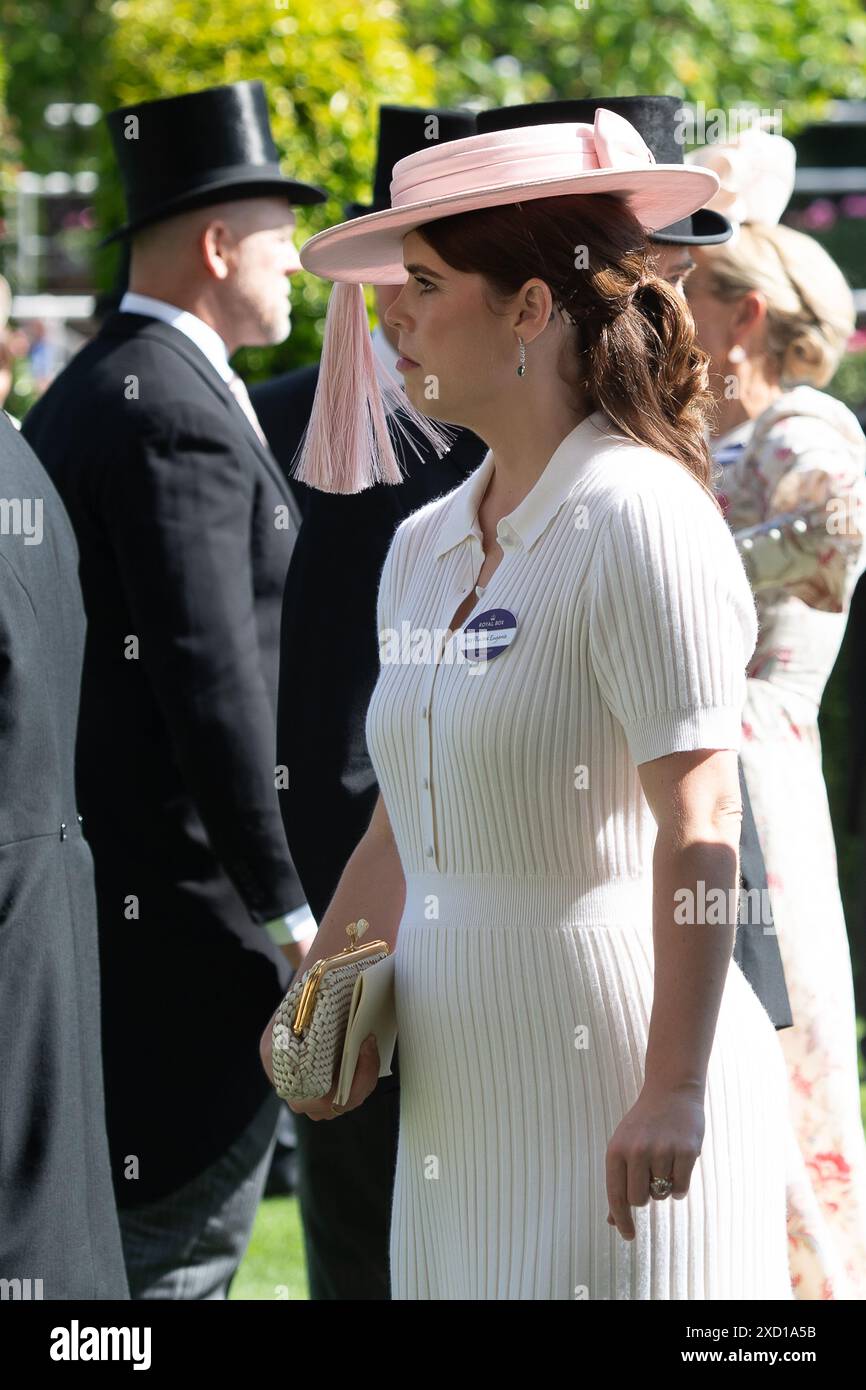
[[127, 195, 302, 353]]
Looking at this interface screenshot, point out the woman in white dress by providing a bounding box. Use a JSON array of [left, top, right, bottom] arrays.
[[686, 217, 866, 1299], [261, 112, 794, 1299]]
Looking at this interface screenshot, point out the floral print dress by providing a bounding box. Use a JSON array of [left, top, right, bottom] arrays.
[[712, 385, 866, 1298]]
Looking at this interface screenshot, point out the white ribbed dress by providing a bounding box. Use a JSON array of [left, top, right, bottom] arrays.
[[365, 410, 794, 1300]]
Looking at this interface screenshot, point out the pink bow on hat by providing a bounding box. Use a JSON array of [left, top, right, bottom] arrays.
[[592, 107, 657, 171], [389, 107, 659, 211]]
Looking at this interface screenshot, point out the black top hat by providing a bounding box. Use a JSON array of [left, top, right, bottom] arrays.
[[344, 104, 478, 220], [475, 96, 732, 245], [101, 80, 328, 245]]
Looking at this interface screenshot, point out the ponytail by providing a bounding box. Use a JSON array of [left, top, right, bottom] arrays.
[[582, 266, 719, 509], [420, 193, 720, 504]]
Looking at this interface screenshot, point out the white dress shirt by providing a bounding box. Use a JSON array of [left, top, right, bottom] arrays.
[[121, 295, 402, 392], [121, 291, 271, 444], [119, 291, 234, 382]]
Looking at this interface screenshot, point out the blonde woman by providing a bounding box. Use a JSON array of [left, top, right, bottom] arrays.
[[687, 221, 866, 1298]]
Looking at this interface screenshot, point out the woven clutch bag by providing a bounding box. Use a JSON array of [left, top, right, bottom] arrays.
[[271, 918, 390, 1102]]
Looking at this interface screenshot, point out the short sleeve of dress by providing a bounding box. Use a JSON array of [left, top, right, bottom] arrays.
[[587, 465, 759, 766]]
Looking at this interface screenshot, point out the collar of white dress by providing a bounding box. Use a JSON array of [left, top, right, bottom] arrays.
[[434, 408, 612, 559]]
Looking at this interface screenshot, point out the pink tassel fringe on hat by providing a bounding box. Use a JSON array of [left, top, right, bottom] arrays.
[[293, 107, 720, 494], [292, 279, 456, 494]]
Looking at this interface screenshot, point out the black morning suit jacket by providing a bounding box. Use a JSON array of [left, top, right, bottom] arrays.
[[22, 312, 307, 1207], [0, 411, 128, 1297], [255, 368, 791, 1028]]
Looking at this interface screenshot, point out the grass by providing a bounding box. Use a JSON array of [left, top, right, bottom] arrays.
[[229, 1196, 310, 1301]]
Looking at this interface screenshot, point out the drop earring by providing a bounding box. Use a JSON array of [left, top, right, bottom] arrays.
[[727, 344, 746, 364], [517, 336, 526, 377]]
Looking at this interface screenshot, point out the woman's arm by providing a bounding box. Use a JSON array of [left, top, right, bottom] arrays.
[[259, 790, 406, 1116], [605, 746, 742, 1240], [641, 746, 742, 1094], [585, 467, 765, 1239], [737, 417, 866, 612]]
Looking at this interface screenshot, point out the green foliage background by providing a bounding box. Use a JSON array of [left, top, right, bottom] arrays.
[[1, 1, 112, 170], [94, 0, 437, 374], [400, 0, 866, 125]]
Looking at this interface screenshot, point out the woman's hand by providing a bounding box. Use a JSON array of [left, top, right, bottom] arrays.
[[259, 1015, 381, 1121], [605, 1084, 706, 1240]]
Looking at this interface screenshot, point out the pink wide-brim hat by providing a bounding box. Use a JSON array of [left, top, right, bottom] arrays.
[[291, 108, 722, 496], [300, 107, 721, 283]]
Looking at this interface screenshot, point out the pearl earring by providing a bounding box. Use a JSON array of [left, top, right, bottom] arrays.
[[517, 336, 526, 377], [728, 344, 746, 364]]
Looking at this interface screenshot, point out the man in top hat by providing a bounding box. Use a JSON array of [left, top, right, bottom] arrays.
[[22, 80, 325, 1299], [474, 95, 792, 1035], [251, 105, 488, 1299]]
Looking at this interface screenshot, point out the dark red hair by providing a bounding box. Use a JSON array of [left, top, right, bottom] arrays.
[[419, 192, 720, 508]]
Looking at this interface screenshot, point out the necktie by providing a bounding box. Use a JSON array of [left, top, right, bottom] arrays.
[[227, 372, 268, 448]]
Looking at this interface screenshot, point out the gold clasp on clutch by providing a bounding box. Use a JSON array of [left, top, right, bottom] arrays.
[[291, 919, 389, 1037]]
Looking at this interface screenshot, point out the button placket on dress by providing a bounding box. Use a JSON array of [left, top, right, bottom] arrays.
[[421, 524, 515, 871]]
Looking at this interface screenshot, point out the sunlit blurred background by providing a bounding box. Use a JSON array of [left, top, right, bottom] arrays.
[[2, 0, 864, 1296]]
